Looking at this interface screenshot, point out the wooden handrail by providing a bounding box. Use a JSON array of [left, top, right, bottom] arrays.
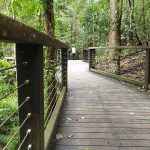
[[0, 13, 67, 49], [88, 47, 150, 90], [88, 46, 150, 50], [0, 13, 68, 150]]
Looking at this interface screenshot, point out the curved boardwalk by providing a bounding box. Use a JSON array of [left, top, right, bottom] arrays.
[[51, 60, 150, 150]]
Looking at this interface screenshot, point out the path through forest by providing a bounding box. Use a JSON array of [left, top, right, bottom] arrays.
[[51, 60, 150, 150]]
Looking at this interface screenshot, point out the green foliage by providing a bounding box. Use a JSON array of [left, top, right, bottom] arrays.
[[0, 49, 4, 58], [0, 58, 17, 149], [55, 0, 109, 52], [0, 93, 18, 149], [0, 60, 11, 68], [121, 0, 150, 45], [95, 49, 109, 64], [1, 0, 44, 31]]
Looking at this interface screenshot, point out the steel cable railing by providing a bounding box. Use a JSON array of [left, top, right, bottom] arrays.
[[0, 80, 29, 101], [16, 129, 31, 150], [0, 60, 32, 150], [0, 13, 68, 149], [43, 49, 65, 130], [44, 66, 63, 127], [44, 81, 63, 128], [0, 48, 67, 149], [89, 46, 149, 88], [44, 81, 59, 118], [2, 113, 31, 150], [0, 62, 28, 72], [0, 96, 30, 128], [44, 92, 58, 128]]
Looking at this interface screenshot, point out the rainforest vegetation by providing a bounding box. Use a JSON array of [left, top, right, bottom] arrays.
[[0, 0, 150, 149]]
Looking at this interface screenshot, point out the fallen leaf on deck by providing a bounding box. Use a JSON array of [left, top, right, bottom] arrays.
[[67, 117, 72, 121], [56, 133, 63, 139], [68, 135, 74, 138], [130, 112, 135, 115]]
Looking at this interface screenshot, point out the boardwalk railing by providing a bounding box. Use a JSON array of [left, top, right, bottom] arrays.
[[88, 46, 150, 89], [0, 13, 67, 150], [82, 49, 89, 62]]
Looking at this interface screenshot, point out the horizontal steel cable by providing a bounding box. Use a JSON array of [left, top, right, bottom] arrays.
[[17, 129, 31, 150], [44, 93, 60, 128], [0, 80, 29, 101], [0, 62, 28, 72], [45, 80, 59, 101], [2, 113, 31, 150], [0, 97, 30, 128], [44, 81, 63, 128], [46, 79, 56, 92], [44, 91, 58, 122]]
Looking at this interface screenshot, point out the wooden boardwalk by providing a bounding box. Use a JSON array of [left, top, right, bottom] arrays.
[[51, 60, 150, 150]]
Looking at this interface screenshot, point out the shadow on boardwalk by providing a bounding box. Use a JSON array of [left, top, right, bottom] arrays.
[[51, 60, 150, 150]]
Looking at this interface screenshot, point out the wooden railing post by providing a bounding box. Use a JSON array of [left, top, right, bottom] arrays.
[[61, 48, 68, 89], [86, 50, 89, 61], [144, 49, 150, 89], [83, 50, 86, 61], [89, 49, 96, 71], [83, 49, 89, 62], [16, 44, 44, 150]]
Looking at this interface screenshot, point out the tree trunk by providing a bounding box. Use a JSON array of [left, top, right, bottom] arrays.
[[142, 0, 146, 35], [72, 15, 77, 44], [109, 0, 123, 74], [44, 0, 55, 76], [128, 0, 142, 45], [44, 0, 56, 107], [128, 0, 134, 45]]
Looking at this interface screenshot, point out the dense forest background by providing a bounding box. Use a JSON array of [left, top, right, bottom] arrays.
[[1, 0, 150, 53]]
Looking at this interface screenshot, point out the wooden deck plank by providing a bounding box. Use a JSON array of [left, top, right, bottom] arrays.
[[50, 61, 150, 150], [52, 146, 119, 150]]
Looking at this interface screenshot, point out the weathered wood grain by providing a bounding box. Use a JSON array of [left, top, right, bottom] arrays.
[[51, 61, 150, 150], [0, 13, 67, 48]]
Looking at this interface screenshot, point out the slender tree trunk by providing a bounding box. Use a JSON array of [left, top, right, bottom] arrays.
[[109, 0, 123, 74], [128, 0, 142, 45], [72, 15, 77, 44], [128, 0, 134, 45], [44, 0, 55, 72], [44, 0, 55, 106], [142, 0, 146, 35], [44, 0, 55, 78]]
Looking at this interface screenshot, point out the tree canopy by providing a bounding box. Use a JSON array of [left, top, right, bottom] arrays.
[[0, 0, 150, 52]]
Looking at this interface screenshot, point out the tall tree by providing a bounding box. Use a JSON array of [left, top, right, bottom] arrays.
[[45, 0, 54, 37], [44, 0, 55, 105], [109, 0, 123, 74], [44, 0, 55, 58]]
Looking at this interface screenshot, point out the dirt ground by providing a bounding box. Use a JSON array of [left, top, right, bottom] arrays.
[[95, 50, 146, 83]]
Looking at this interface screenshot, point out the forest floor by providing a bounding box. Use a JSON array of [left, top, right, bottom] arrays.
[[95, 50, 146, 83]]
